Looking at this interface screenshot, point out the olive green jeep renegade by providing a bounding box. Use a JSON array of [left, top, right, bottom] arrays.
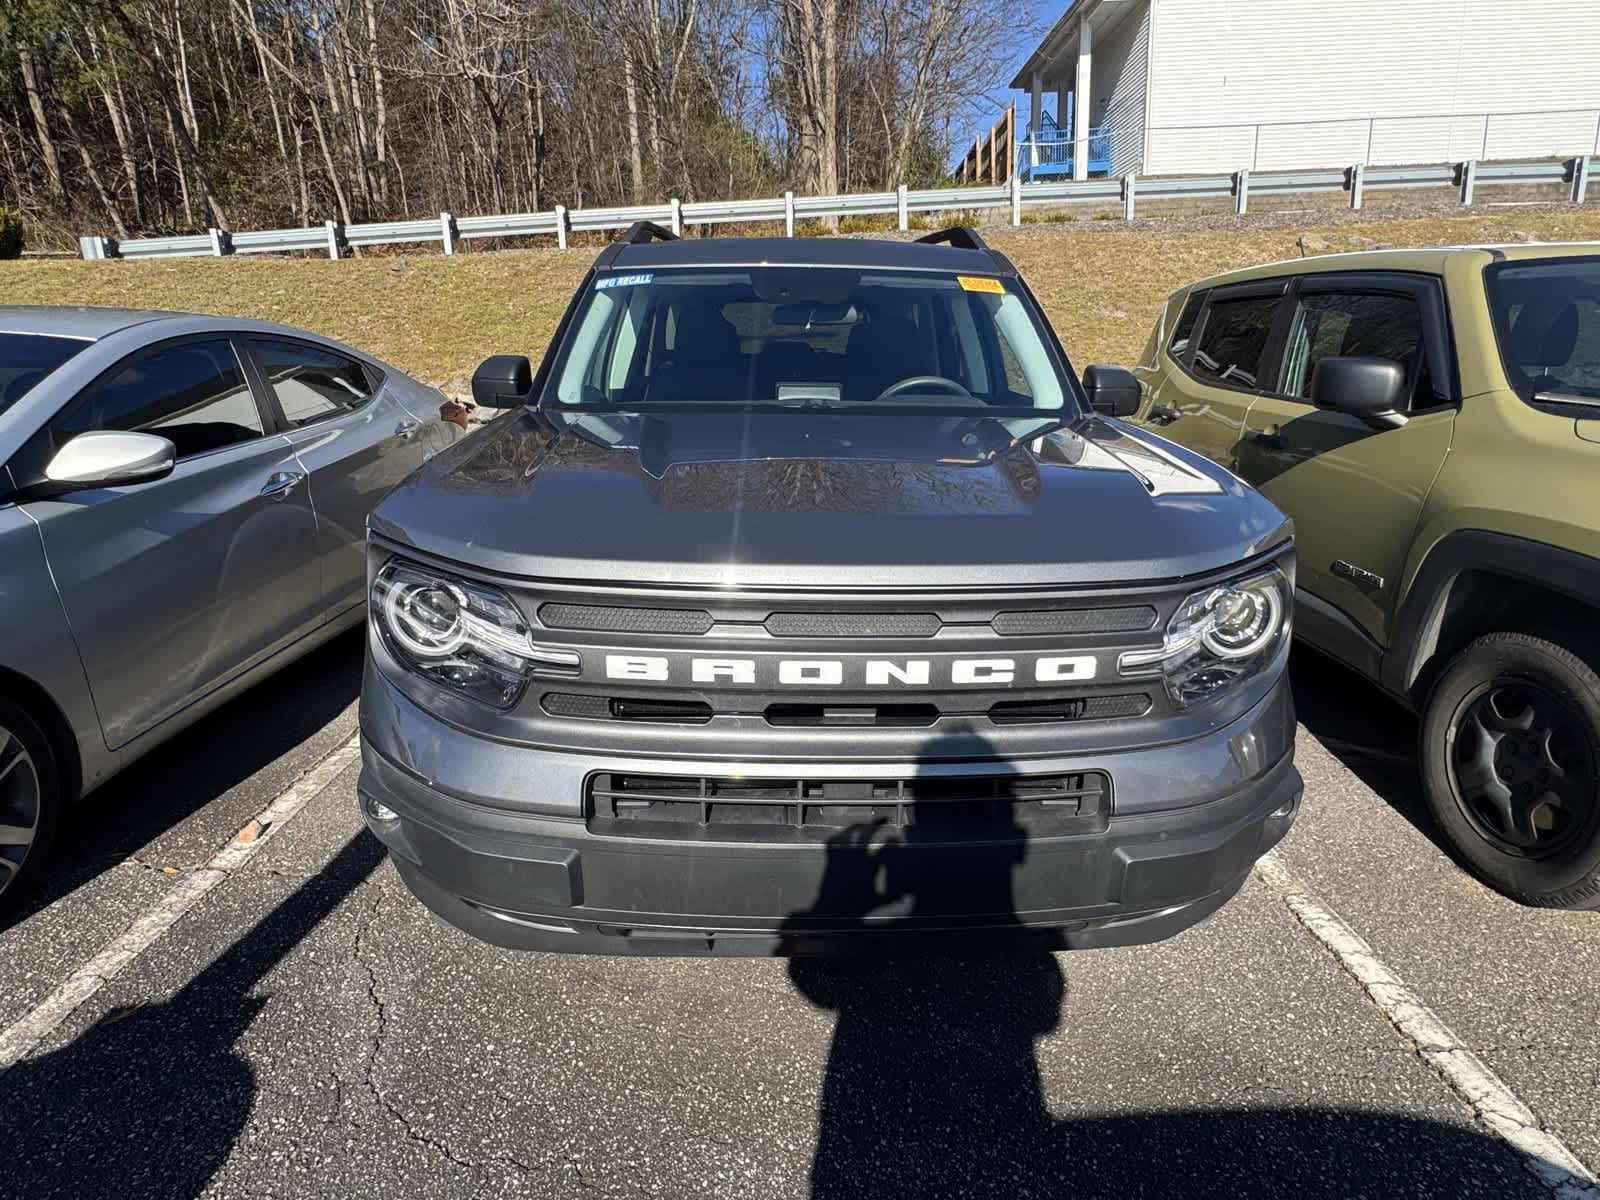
[[1130, 244, 1600, 908]]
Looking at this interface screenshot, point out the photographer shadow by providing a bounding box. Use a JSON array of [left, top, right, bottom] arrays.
[[779, 732, 1553, 1200], [782, 732, 1069, 1197]]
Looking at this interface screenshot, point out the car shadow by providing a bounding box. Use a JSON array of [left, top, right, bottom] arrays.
[[779, 727, 1552, 1198], [2, 629, 363, 934], [1288, 642, 1458, 858], [0, 830, 386, 1200]]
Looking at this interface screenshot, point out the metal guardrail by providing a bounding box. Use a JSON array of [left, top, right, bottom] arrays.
[[77, 154, 1594, 261]]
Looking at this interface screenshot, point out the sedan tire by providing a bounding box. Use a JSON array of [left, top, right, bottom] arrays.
[[0, 696, 60, 914]]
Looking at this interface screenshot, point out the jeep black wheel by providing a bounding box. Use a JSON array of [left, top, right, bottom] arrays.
[[1421, 633, 1600, 909], [0, 697, 59, 914]]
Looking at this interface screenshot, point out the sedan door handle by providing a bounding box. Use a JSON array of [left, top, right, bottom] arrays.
[[260, 470, 305, 499], [1148, 403, 1181, 425], [395, 419, 420, 440]]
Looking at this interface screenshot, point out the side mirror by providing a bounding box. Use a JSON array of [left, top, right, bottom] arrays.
[[1082, 364, 1141, 418], [45, 431, 176, 489], [471, 355, 532, 409], [1309, 356, 1408, 429]]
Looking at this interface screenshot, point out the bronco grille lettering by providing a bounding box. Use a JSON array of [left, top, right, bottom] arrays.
[[601, 654, 1098, 687]]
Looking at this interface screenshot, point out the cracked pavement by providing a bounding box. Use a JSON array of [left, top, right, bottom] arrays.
[[0, 636, 1595, 1198]]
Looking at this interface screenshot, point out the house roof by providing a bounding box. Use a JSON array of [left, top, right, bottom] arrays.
[[1008, 0, 1142, 90]]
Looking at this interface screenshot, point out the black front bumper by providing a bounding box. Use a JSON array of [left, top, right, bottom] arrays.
[[358, 682, 1302, 956]]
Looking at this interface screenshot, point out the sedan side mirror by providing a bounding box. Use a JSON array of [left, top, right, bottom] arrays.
[[1310, 356, 1409, 429], [45, 431, 176, 489], [1082, 364, 1141, 418], [471, 355, 532, 409]]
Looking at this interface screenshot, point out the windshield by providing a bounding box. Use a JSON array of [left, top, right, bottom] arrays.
[[0, 332, 90, 418], [545, 267, 1072, 420], [1485, 256, 1600, 402]]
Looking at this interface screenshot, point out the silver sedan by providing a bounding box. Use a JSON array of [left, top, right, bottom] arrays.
[[0, 306, 456, 908]]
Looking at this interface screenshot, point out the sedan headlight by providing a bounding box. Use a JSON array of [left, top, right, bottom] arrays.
[[1118, 567, 1290, 706], [373, 561, 578, 708]]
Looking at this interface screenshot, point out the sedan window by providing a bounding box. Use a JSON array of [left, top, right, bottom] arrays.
[[54, 338, 263, 459], [0, 333, 90, 418], [250, 337, 375, 427]]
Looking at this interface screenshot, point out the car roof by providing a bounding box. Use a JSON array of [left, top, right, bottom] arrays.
[[1182, 241, 1600, 291], [0, 305, 190, 340], [606, 235, 1015, 277]]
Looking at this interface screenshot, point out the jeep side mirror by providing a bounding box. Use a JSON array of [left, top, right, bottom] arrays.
[[471, 355, 532, 409], [45, 431, 176, 489], [1310, 356, 1408, 429], [1082, 364, 1141, 418]]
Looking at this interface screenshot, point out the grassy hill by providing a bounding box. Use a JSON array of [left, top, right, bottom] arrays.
[[5, 210, 1599, 387]]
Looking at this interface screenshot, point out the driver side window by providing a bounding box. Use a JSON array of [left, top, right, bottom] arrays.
[[1281, 291, 1426, 407], [54, 338, 264, 460]]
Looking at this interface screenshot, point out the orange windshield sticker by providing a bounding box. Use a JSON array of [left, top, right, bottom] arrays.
[[957, 275, 1004, 294]]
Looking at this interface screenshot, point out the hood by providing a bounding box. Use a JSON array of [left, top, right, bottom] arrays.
[[371, 410, 1291, 589]]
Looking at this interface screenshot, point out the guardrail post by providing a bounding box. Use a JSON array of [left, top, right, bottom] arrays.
[[784, 191, 795, 237], [1009, 175, 1021, 226], [554, 204, 568, 250], [670, 197, 683, 237], [1460, 159, 1477, 205], [1234, 170, 1250, 215], [897, 183, 909, 231], [440, 212, 456, 255], [324, 220, 341, 260], [1122, 174, 1137, 221], [1572, 156, 1591, 204], [208, 227, 226, 257], [1349, 163, 1365, 210]]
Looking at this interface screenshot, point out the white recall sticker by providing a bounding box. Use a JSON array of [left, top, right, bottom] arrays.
[[595, 273, 655, 290]]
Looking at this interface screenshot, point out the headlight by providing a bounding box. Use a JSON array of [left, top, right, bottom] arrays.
[[373, 561, 578, 708], [1118, 566, 1290, 706]]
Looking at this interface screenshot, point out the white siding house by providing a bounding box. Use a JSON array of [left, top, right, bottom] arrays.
[[1011, 0, 1600, 180]]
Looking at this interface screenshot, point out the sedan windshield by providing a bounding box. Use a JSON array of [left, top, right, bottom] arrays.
[[0, 332, 90, 418], [1485, 257, 1600, 402], [546, 267, 1072, 418]]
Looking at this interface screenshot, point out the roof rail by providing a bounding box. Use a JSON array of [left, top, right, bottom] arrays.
[[619, 220, 679, 245], [914, 226, 989, 252]]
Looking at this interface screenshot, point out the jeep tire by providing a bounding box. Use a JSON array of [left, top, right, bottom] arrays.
[[1421, 633, 1600, 909]]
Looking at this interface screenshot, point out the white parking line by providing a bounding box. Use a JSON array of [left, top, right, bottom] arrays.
[[1255, 851, 1600, 1200], [0, 732, 362, 1072]]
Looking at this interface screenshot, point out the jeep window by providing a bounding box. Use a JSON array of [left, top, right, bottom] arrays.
[[547, 268, 1069, 417], [1485, 257, 1600, 402], [1167, 291, 1205, 364], [0, 332, 89, 418], [1281, 291, 1428, 406], [1191, 294, 1279, 389]]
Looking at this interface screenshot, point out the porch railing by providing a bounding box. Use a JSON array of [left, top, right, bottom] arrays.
[[1018, 125, 1112, 179]]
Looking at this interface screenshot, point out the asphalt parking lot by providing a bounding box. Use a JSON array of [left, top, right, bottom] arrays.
[[1, 634, 1596, 1200]]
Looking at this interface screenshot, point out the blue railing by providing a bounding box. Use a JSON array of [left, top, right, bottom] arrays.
[[1017, 125, 1112, 179]]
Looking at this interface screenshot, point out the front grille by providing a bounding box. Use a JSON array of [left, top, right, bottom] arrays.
[[587, 770, 1111, 840], [764, 611, 941, 638], [542, 693, 713, 724], [538, 603, 713, 635], [988, 693, 1152, 724], [991, 606, 1157, 635]]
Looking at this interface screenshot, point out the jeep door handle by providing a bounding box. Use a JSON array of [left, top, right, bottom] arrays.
[[1247, 428, 1286, 450], [1148, 404, 1181, 424], [396, 419, 420, 440], [260, 470, 305, 499]]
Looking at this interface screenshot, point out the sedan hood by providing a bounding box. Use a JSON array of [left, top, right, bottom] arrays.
[[371, 410, 1291, 588]]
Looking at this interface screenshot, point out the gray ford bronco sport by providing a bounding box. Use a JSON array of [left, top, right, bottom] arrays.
[[357, 225, 1302, 955]]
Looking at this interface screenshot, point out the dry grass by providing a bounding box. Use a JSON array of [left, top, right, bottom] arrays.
[[3, 209, 1598, 384]]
